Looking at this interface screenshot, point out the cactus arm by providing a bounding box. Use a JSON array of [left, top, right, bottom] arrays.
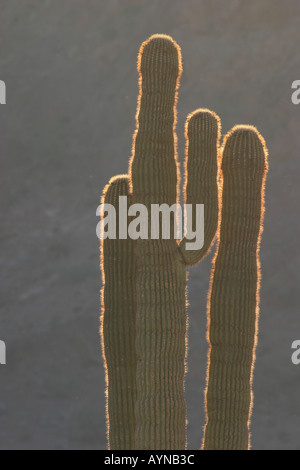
[[100, 175, 136, 450], [179, 109, 221, 266], [129, 35, 187, 450], [202, 126, 268, 450]]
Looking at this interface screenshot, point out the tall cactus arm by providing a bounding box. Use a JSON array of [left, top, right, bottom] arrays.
[[202, 126, 268, 450], [179, 109, 221, 266], [129, 34, 187, 450], [100, 175, 137, 450]]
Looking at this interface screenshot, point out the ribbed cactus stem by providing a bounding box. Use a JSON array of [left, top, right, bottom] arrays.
[[130, 35, 187, 450], [100, 175, 136, 450], [203, 126, 268, 450]]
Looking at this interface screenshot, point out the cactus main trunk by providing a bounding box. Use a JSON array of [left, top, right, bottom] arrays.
[[130, 35, 187, 450]]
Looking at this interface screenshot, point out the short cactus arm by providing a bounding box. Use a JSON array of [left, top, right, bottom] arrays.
[[179, 109, 220, 266], [100, 175, 136, 450], [203, 126, 268, 450]]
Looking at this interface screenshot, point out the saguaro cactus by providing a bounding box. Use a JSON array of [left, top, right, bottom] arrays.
[[100, 34, 220, 450], [202, 126, 268, 450], [100, 34, 268, 451]]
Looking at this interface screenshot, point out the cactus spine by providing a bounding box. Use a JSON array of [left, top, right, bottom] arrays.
[[203, 127, 268, 450], [101, 34, 220, 450]]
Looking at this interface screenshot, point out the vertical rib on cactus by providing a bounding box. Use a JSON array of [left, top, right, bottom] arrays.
[[100, 175, 136, 450], [203, 126, 268, 450]]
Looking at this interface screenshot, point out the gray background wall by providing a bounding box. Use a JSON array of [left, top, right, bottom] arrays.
[[0, 0, 299, 449]]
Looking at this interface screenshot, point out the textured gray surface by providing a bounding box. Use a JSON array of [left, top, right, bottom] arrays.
[[0, 0, 300, 450]]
